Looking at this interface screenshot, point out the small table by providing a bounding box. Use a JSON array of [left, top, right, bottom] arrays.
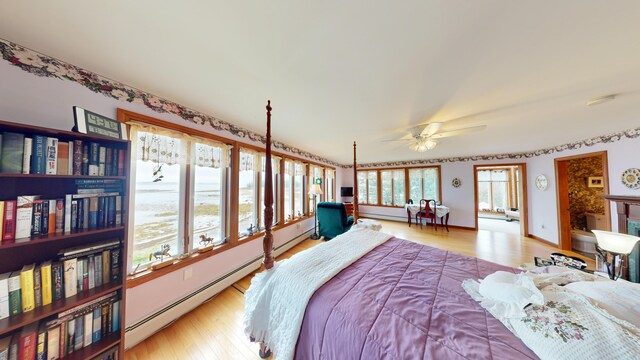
[[404, 203, 450, 231]]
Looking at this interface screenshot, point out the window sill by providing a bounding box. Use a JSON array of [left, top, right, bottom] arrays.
[[126, 242, 231, 288]]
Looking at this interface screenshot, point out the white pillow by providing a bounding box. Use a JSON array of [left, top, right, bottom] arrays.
[[478, 271, 544, 318], [564, 280, 640, 328]]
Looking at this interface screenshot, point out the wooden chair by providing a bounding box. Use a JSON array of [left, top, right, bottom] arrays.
[[416, 199, 437, 230]]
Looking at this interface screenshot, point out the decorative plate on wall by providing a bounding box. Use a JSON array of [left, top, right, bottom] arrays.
[[535, 174, 548, 191], [451, 178, 462, 188], [622, 168, 640, 189]]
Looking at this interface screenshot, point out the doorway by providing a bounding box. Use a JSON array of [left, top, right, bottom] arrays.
[[555, 151, 611, 253], [474, 163, 528, 236]]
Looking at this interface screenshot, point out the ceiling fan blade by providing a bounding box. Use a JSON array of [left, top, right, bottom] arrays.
[[430, 125, 487, 139], [381, 139, 413, 142], [420, 122, 443, 137]]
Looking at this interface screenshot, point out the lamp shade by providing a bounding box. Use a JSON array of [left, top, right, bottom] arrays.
[[309, 183, 324, 196], [592, 230, 640, 255]]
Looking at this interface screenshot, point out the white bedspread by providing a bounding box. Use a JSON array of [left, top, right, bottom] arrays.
[[463, 271, 640, 360], [243, 228, 392, 360]]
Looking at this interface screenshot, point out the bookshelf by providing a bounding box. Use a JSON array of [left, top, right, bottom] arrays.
[[0, 119, 129, 359]]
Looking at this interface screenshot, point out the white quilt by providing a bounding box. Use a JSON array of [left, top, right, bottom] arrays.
[[463, 271, 640, 360], [243, 228, 392, 360]]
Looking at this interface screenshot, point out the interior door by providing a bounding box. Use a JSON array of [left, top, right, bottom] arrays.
[[556, 160, 572, 250]]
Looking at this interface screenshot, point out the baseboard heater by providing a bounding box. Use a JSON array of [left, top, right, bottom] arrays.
[[124, 228, 313, 349], [359, 212, 408, 222]]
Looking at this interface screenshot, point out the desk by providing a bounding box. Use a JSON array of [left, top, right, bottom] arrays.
[[404, 203, 450, 231]]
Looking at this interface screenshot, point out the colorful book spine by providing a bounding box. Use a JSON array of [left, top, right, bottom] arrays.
[[112, 300, 120, 333], [88, 142, 99, 176], [110, 248, 121, 282], [2, 200, 16, 241], [57, 141, 70, 175], [0, 132, 25, 174], [83, 312, 92, 347], [107, 196, 116, 226], [16, 195, 40, 239], [73, 316, 83, 351], [22, 137, 32, 175], [40, 261, 52, 306], [88, 198, 98, 229], [31, 200, 43, 236], [46, 137, 58, 175], [111, 148, 119, 177], [18, 323, 37, 360], [66, 318, 75, 355], [117, 149, 125, 176], [0, 202, 3, 242], [70, 200, 78, 231], [34, 264, 42, 308], [31, 134, 47, 175], [82, 198, 90, 230], [46, 325, 60, 360], [105, 148, 113, 176], [102, 250, 111, 285], [98, 146, 106, 176], [72, 140, 83, 175], [20, 263, 36, 313], [48, 199, 56, 235], [94, 254, 103, 287], [51, 262, 64, 302], [76, 259, 84, 292], [81, 144, 89, 176], [92, 307, 102, 343], [41, 200, 49, 235], [0, 273, 9, 320], [63, 259, 77, 299], [64, 194, 72, 234], [55, 199, 64, 234], [88, 256, 95, 290], [7, 272, 21, 316], [36, 322, 47, 360]]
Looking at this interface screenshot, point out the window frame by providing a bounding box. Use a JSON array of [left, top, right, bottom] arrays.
[[357, 166, 441, 207]]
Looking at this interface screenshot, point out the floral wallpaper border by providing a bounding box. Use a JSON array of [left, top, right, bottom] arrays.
[[0, 39, 342, 167], [2, 39, 639, 170]]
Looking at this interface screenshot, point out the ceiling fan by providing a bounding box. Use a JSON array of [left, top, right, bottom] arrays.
[[390, 122, 487, 152]]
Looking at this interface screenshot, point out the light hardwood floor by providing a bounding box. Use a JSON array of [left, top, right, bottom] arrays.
[[125, 219, 593, 360]]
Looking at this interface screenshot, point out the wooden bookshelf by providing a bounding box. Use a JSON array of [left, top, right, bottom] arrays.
[[0, 119, 130, 359]]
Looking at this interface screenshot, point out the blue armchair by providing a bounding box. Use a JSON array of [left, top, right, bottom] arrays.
[[317, 202, 354, 240]]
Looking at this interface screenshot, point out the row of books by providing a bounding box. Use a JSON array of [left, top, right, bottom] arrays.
[[0, 132, 125, 177], [0, 292, 121, 360], [0, 191, 123, 241], [0, 240, 121, 320]]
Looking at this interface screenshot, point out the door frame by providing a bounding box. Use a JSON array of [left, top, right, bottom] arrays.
[[554, 151, 611, 251], [473, 163, 529, 236]]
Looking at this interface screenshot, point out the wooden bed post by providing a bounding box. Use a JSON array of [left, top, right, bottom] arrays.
[[353, 141, 358, 224], [263, 101, 274, 270]]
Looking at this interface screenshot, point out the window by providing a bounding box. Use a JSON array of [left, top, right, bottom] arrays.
[[309, 165, 325, 213], [130, 124, 229, 271], [381, 170, 405, 206], [357, 170, 378, 205], [477, 169, 515, 212], [409, 167, 440, 202], [325, 169, 336, 202], [284, 160, 307, 222], [259, 155, 280, 229]]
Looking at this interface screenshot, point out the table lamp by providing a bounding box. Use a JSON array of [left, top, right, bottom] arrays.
[[592, 230, 640, 280], [309, 183, 324, 240]]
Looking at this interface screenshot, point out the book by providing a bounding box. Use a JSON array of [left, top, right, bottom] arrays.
[[64, 194, 72, 234], [0, 132, 25, 174], [82, 198, 89, 230], [41, 200, 49, 235], [111, 148, 118, 177], [22, 137, 32, 175], [16, 195, 41, 239], [54, 199, 64, 233], [34, 263, 42, 308], [88, 256, 95, 290], [58, 240, 120, 260], [102, 250, 111, 285], [117, 149, 125, 176], [46, 325, 60, 360], [81, 144, 89, 175], [2, 200, 16, 241], [57, 141, 69, 175], [115, 196, 122, 226], [48, 199, 56, 235], [80, 258, 89, 291], [89, 198, 98, 229], [20, 263, 36, 313], [51, 262, 64, 302], [36, 322, 47, 360], [46, 137, 58, 175], [18, 322, 37, 360], [0, 202, 3, 243], [8, 272, 21, 316], [70, 200, 78, 231], [63, 258, 77, 298], [72, 140, 83, 175], [92, 307, 102, 343], [31, 199, 43, 236], [57, 292, 116, 318], [73, 316, 83, 351], [68, 141, 73, 175], [8, 334, 18, 360], [83, 312, 93, 347], [105, 148, 113, 176], [59, 320, 67, 358], [88, 142, 99, 176], [98, 146, 106, 176], [0, 272, 9, 320], [76, 259, 84, 292], [66, 318, 75, 355], [31, 134, 47, 174], [40, 261, 52, 306], [112, 300, 121, 333], [101, 303, 109, 337], [110, 248, 121, 282], [94, 254, 103, 287], [0, 335, 10, 360], [97, 197, 105, 228]]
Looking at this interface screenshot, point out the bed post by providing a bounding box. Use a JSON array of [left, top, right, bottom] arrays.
[[353, 141, 358, 224], [263, 100, 274, 270]]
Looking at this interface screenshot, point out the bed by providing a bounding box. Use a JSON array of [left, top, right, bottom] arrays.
[[244, 102, 640, 360]]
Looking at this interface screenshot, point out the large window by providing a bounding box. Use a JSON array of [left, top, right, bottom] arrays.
[[325, 169, 336, 202], [130, 125, 229, 271], [357, 170, 378, 205], [477, 168, 517, 212], [284, 160, 307, 222], [309, 165, 325, 213], [381, 169, 405, 206], [408, 167, 440, 202]]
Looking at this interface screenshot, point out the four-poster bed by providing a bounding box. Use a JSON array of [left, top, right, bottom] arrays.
[[246, 101, 640, 360]]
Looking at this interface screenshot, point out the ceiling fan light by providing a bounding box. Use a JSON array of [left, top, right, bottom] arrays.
[[424, 139, 438, 150]]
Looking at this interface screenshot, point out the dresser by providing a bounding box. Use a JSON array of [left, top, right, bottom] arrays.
[[602, 195, 640, 282]]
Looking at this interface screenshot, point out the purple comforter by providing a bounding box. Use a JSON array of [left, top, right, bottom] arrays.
[[294, 238, 538, 359]]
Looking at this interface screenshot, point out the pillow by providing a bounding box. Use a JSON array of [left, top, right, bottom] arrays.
[[478, 271, 544, 318], [564, 280, 640, 328]]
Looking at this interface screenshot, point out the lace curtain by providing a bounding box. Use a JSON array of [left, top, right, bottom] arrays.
[[326, 169, 335, 179], [284, 160, 306, 177]]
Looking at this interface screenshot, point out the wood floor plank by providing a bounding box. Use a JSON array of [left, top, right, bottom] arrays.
[[126, 219, 591, 359]]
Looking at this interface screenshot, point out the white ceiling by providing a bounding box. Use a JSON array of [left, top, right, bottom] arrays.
[[2, 1, 640, 165]]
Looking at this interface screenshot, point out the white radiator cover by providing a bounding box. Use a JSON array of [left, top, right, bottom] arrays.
[[124, 229, 313, 349]]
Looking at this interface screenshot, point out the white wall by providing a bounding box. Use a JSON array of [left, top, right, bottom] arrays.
[[0, 60, 323, 331]]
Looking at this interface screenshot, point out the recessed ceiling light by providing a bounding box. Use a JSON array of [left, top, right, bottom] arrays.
[[586, 94, 617, 106]]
